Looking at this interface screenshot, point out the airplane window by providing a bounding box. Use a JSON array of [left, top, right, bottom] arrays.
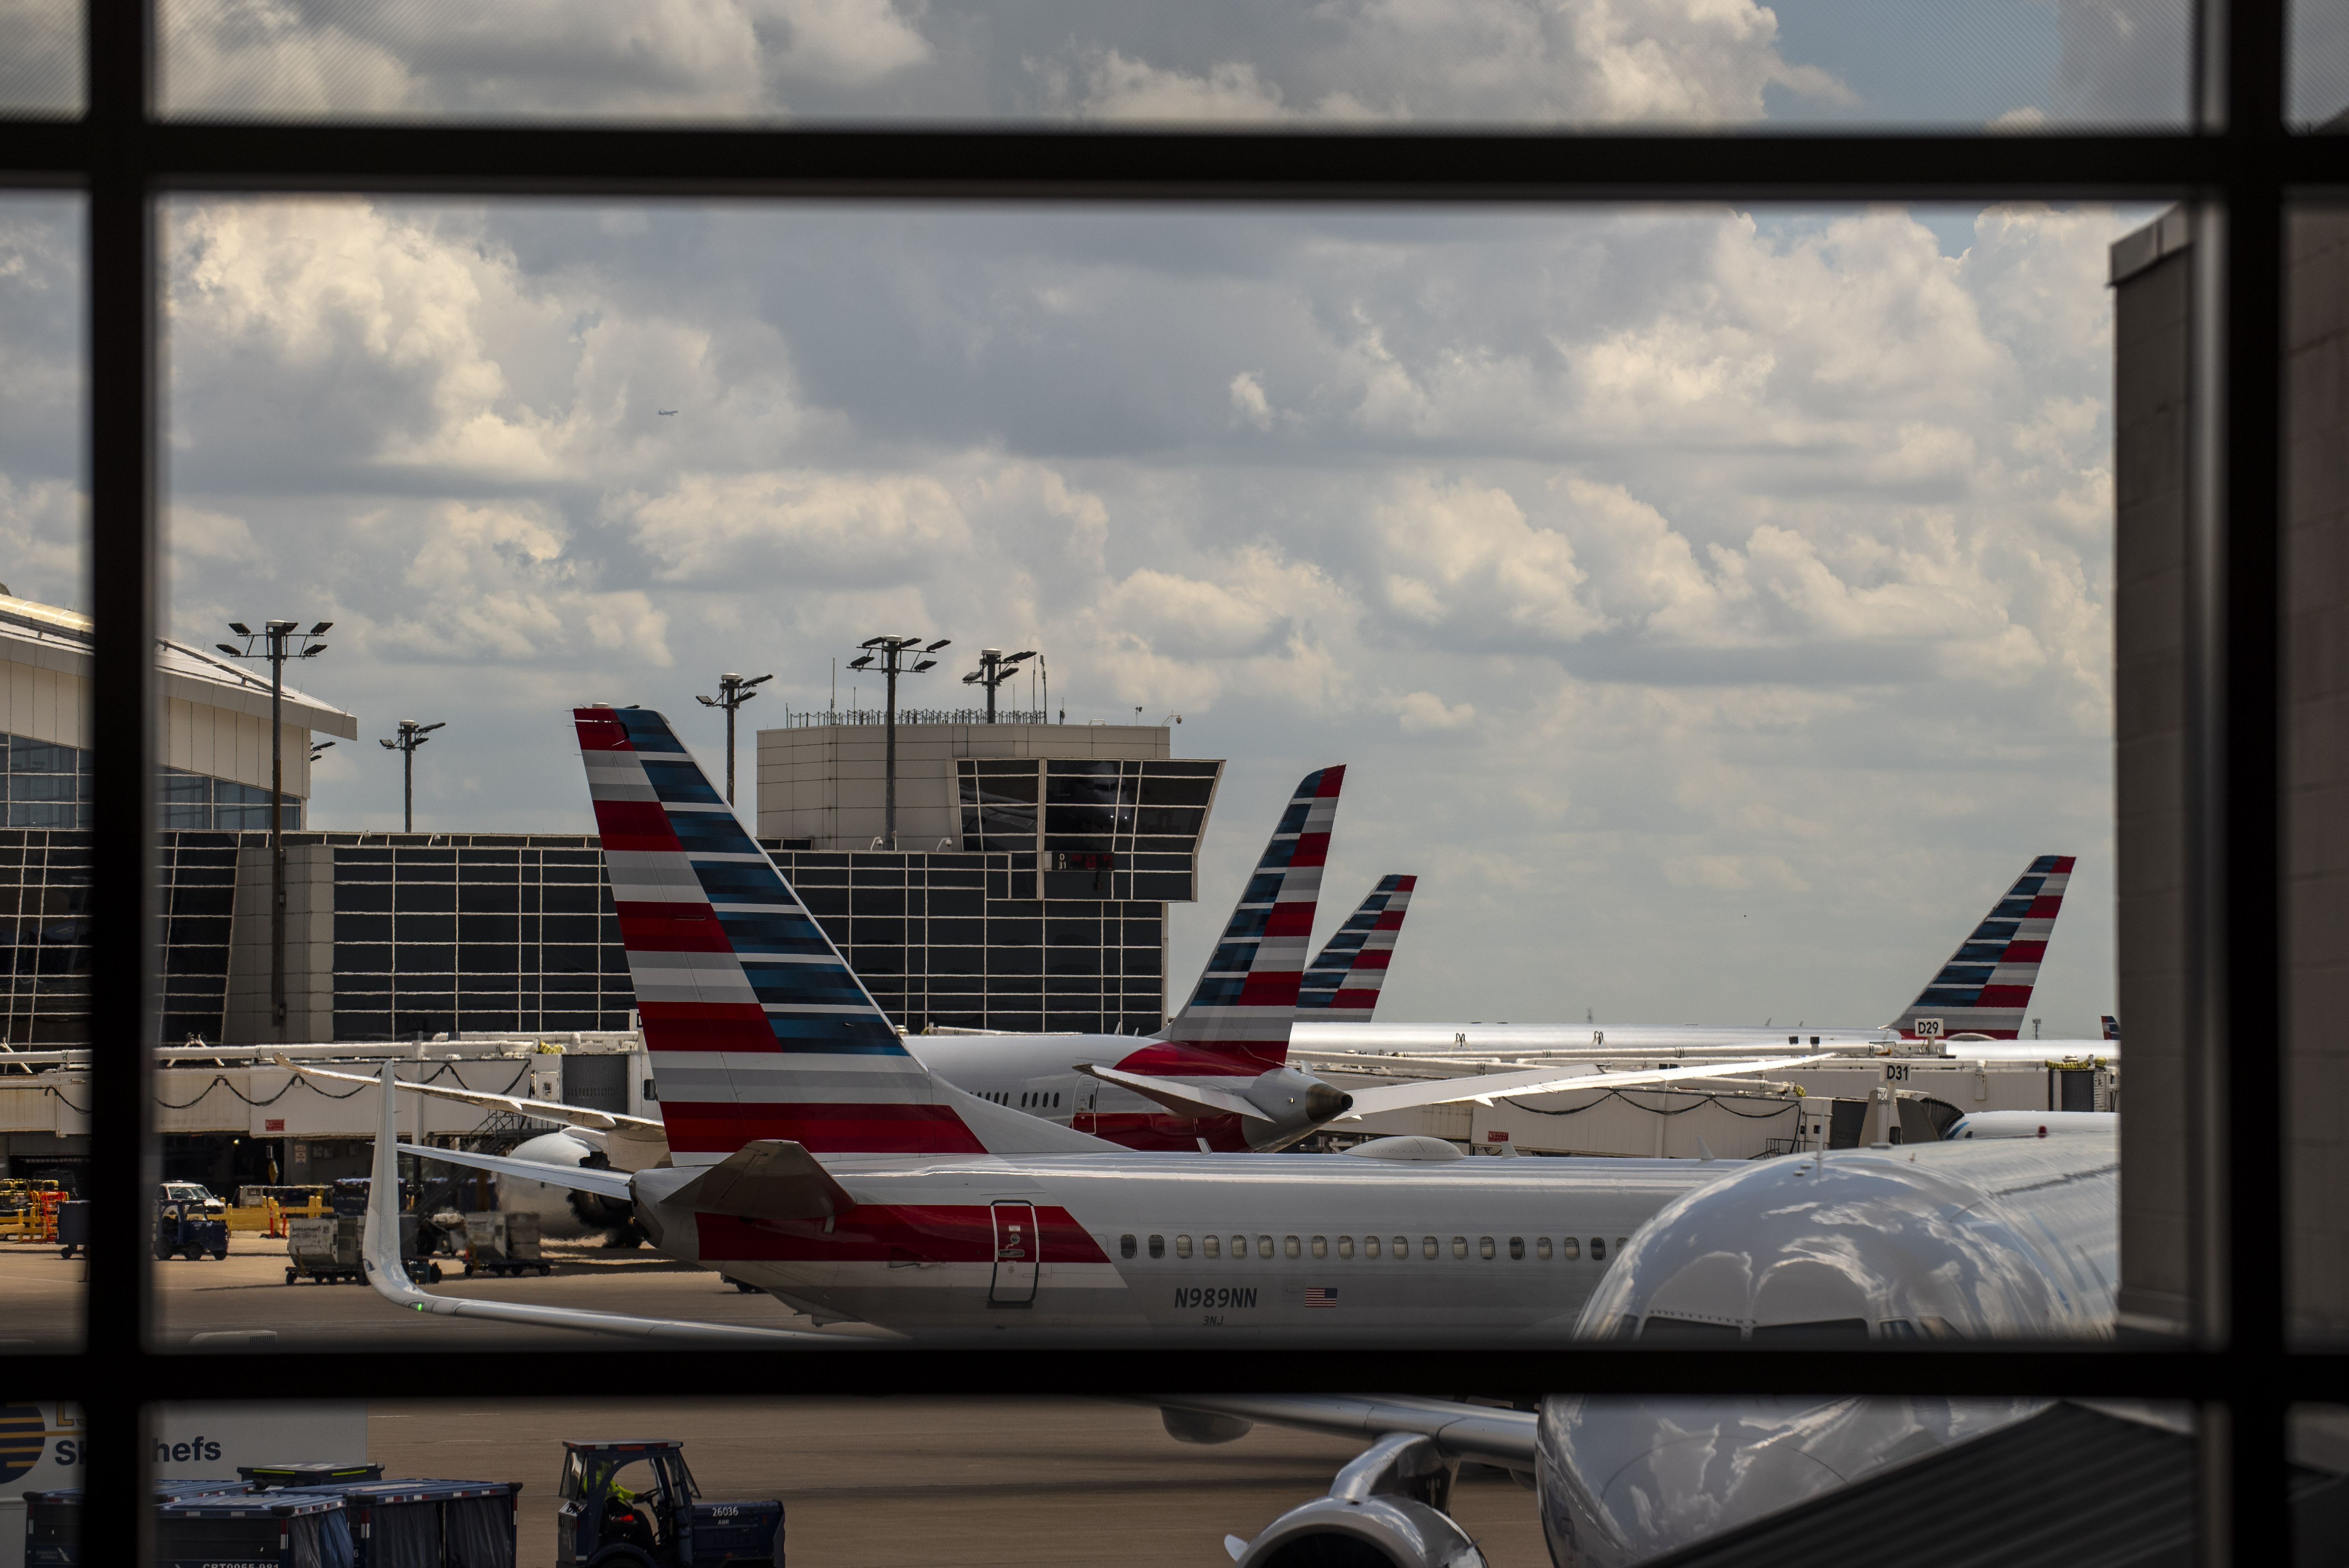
[[1535, 1238, 1552, 1260], [1397, 1237, 1411, 1259], [1202, 1235, 1219, 1259], [1640, 1315, 1744, 1339], [1749, 1319, 1873, 1342], [1120, 1234, 1136, 1259], [1561, 1238, 1580, 1260], [1053, 1093, 1060, 1108], [1233, 1235, 1248, 1258], [1452, 1237, 1468, 1259], [1336, 1236, 1353, 1259], [1175, 1235, 1192, 1259], [1617, 1237, 1628, 1253], [1019, 1093, 1028, 1106], [1363, 1236, 1380, 1259], [1284, 1235, 1300, 1259], [1421, 1237, 1438, 1260], [1148, 1234, 1164, 1259], [1310, 1236, 1327, 1259], [1479, 1237, 1495, 1260], [1508, 1237, 1524, 1260], [1589, 1238, 1605, 1261], [1257, 1235, 1274, 1259]]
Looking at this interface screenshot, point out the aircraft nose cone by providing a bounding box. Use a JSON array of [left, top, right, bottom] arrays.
[[1304, 1083, 1354, 1122]]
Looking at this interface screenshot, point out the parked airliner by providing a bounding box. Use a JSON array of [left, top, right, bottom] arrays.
[[356, 705, 1776, 1346]]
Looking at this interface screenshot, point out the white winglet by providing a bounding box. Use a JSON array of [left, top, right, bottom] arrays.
[[359, 1060, 848, 1345], [1330, 1054, 1834, 1119]]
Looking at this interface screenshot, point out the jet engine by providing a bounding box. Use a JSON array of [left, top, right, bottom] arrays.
[[1221, 1433, 1486, 1568], [494, 1131, 641, 1246], [1241, 1067, 1355, 1150]]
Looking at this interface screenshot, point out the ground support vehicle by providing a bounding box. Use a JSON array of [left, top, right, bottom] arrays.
[[461, 1212, 548, 1279], [555, 1440, 784, 1567], [154, 1201, 228, 1261], [53, 1198, 85, 1258], [270, 1479, 521, 1568], [154, 1491, 353, 1568], [289, 1214, 445, 1284]]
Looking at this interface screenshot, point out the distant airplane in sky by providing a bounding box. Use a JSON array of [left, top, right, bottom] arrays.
[[657, 408, 678, 416]]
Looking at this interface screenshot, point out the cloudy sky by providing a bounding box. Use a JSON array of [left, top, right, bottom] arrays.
[[11, 0, 2327, 1038]]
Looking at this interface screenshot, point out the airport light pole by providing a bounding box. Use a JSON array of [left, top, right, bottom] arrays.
[[216, 618, 331, 1039], [694, 671, 771, 806], [378, 719, 445, 833], [846, 635, 948, 848], [960, 647, 1035, 723]]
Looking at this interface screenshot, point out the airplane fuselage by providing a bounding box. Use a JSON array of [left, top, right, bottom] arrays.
[[630, 1148, 1731, 1343]]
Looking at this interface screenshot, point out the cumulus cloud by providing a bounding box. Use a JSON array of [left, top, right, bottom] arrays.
[[0, 188, 2134, 1027]]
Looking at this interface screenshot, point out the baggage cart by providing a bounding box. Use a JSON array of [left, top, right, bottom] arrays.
[[240, 1463, 384, 1487], [268, 1479, 521, 1568], [153, 1201, 228, 1262], [23, 1481, 256, 1566], [55, 1199, 87, 1259], [154, 1491, 352, 1568], [461, 1212, 548, 1278], [285, 1215, 361, 1284]]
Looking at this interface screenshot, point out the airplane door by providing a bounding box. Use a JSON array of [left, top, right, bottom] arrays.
[[989, 1201, 1040, 1306]]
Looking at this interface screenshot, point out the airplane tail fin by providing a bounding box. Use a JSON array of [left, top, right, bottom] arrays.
[[1889, 855, 2075, 1041], [1296, 875, 1415, 1023], [1155, 765, 1343, 1070], [578, 704, 1107, 1160]]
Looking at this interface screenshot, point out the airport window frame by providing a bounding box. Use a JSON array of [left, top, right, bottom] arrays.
[[3, 0, 2339, 1559]]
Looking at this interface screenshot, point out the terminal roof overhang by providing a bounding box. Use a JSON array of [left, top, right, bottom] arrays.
[[0, 595, 360, 741]]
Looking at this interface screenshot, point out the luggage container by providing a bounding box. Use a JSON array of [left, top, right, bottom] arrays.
[[240, 1463, 385, 1488], [154, 1492, 353, 1568], [286, 1215, 361, 1284], [22, 1481, 255, 1566], [460, 1213, 547, 1279], [54, 1199, 88, 1259], [270, 1479, 521, 1568]]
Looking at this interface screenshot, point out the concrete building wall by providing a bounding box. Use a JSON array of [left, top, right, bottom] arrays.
[[2285, 207, 2349, 1344], [223, 842, 335, 1044], [757, 722, 1173, 847], [2114, 205, 2349, 1343], [0, 659, 88, 751], [164, 699, 312, 798], [2112, 207, 2198, 1339]]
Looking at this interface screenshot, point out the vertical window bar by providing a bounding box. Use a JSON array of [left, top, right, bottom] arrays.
[[84, 0, 159, 1559]]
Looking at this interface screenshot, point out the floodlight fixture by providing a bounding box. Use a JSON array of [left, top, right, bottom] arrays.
[[310, 740, 335, 760], [856, 631, 947, 847], [381, 717, 445, 832], [847, 654, 874, 670], [215, 613, 335, 1038], [695, 671, 773, 804], [1008, 650, 1036, 663], [913, 659, 937, 672], [925, 639, 951, 652], [307, 621, 333, 635], [860, 636, 889, 649]]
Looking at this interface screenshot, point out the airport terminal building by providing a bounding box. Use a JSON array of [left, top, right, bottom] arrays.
[[0, 607, 1219, 1045]]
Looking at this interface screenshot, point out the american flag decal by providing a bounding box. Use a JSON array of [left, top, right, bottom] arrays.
[[1304, 1287, 1337, 1307]]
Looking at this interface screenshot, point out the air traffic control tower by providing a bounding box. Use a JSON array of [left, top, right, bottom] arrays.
[[754, 710, 1224, 1036]]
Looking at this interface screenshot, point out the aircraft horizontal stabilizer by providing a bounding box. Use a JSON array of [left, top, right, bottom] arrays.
[[391, 1140, 634, 1201], [359, 1061, 851, 1345], [1076, 1062, 1263, 1121], [1149, 1395, 1536, 1471], [1332, 1054, 1834, 1119], [674, 1138, 858, 1222], [275, 1053, 663, 1135]]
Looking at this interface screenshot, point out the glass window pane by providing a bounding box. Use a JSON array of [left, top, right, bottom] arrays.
[[2293, 0, 2349, 127], [150, 0, 2191, 127], [0, 0, 80, 117]]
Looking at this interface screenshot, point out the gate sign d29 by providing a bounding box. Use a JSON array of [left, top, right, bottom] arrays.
[[1913, 1017, 1945, 1038]]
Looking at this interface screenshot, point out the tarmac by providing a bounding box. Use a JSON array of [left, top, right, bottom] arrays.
[[2, 1236, 1553, 1565], [374, 1397, 1551, 1567]]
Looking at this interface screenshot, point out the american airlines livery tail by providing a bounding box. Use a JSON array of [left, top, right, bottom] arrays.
[[580, 703, 1103, 1162], [1296, 875, 1414, 1023], [1888, 855, 2075, 1041]]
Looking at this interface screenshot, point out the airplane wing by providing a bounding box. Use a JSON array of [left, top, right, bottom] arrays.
[[275, 1053, 664, 1135], [1075, 1062, 1263, 1121], [1150, 1394, 1536, 1471], [355, 1062, 853, 1346], [392, 1141, 634, 1201], [1326, 1054, 1834, 1119]]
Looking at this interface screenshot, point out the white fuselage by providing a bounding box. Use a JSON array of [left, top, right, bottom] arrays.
[[1293, 1020, 2118, 1064], [627, 1147, 1734, 1344]]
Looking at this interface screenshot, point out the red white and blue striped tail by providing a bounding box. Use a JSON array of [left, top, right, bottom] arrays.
[[1890, 855, 2075, 1041], [1155, 765, 1343, 1071], [577, 705, 1108, 1162], [1296, 875, 1415, 1022]]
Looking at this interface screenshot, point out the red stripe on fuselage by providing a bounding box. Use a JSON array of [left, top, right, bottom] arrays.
[[661, 1100, 987, 1156], [1076, 1110, 1253, 1151], [695, 1202, 1108, 1265]]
